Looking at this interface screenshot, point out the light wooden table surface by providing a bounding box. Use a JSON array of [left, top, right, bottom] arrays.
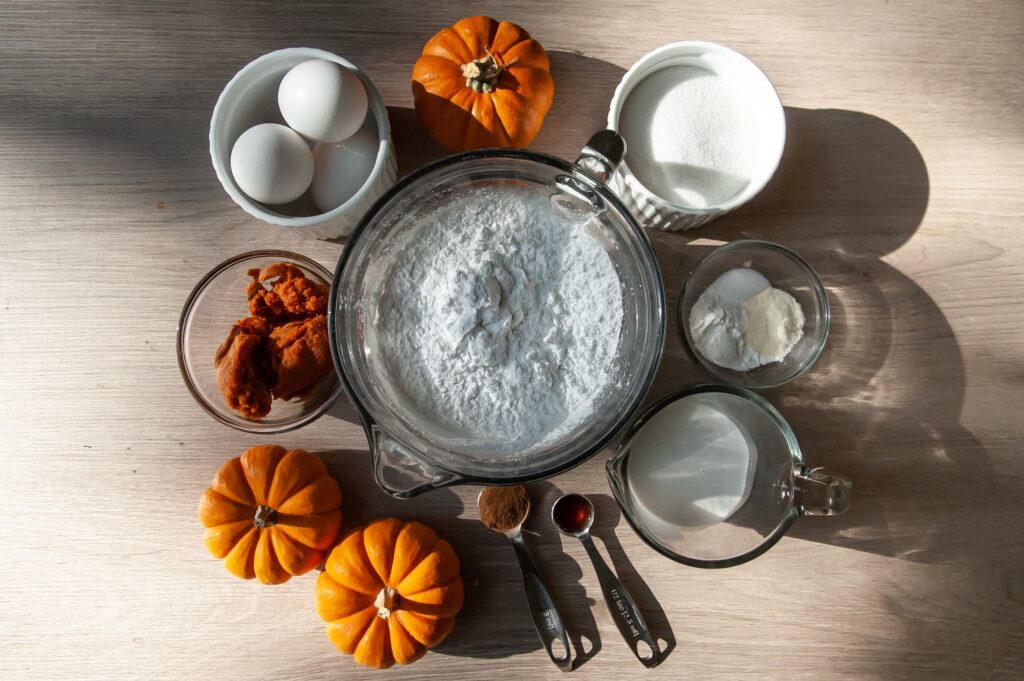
[[2, 1, 1022, 679]]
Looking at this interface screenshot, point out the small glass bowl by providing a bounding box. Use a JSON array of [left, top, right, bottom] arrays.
[[679, 240, 829, 389], [177, 250, 341, 433]]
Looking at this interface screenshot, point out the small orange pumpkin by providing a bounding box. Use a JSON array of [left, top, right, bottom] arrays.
[[412, 15, 554, 151], [315, 518, 464, 669], [197, 445, 342, 585]]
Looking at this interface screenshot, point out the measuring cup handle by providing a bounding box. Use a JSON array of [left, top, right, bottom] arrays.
[[795, 466, 852, 516], [580, 535, 660, 668], [510, 535, 573, 670], [369, 425, 463, 498]]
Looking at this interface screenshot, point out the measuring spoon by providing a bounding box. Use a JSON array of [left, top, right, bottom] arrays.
[[551, 493, 660, 668], [478, 487, 572, 670]]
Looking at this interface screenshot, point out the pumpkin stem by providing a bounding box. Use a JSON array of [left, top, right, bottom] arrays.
[[374, 586, 400, 619], [252, 504, 277, 529], [461, 47, 519, 93]]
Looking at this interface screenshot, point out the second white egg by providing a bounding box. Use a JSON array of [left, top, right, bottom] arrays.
[[279, 59, 368, 143], [310, 126, 379, 213]]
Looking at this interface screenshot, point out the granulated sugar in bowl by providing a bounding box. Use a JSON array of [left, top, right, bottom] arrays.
[[608, 41, 786, 231]]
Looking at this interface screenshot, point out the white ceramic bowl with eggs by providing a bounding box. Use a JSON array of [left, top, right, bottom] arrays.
[[608, 41, 786, 232], [210, 47, 397, 240]]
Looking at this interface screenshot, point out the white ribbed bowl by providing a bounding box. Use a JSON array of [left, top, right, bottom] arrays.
[[608, 42, 785, 232], [210, 47, 397, 240]]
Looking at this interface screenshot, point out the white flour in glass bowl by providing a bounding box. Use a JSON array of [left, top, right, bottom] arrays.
[[373, 185, 624, 452]]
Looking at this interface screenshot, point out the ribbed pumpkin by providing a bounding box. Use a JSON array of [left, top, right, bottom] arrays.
[[411, 15, 554, 151], [197, 445, 342, 585], [315, 518, 464, 669]]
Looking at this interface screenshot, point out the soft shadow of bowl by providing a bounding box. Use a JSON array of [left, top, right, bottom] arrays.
[[773, 262, 992, 566], [704, 107, 930, 257], [647, 108, 930, 401], [386, 104, 451, 178], [324, 391, 361, 426], [531, 50, 627, 158]]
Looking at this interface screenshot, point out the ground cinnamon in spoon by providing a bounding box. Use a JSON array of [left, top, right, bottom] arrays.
[[479, 485, 531, 532]]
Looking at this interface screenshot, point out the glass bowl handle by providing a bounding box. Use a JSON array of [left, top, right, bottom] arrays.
[[574, 130, 626, 183], [369, 425, 463, 498], [795, 466, 852, 516]]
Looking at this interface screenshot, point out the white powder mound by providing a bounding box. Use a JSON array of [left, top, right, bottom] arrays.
[[373, 185, 624, 452], [689, 268, 804, 372], [743, 287, 804, 360]]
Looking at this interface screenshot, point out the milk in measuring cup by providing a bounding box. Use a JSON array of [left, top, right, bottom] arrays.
[[626, 394, 757, 529]]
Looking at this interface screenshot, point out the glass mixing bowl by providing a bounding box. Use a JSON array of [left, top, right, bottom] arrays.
[[329, 133, 666, 497]]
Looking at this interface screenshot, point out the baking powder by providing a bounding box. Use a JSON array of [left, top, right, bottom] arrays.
[[689, 268, 804, 371]]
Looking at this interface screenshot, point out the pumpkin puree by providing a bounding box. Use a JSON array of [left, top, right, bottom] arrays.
[[215, 263, 332, 419]]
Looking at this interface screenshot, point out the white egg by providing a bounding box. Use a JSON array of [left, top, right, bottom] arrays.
[[278, 59, 368, 143], [229, 123, 314, 205], [310, 126, 379, 213]]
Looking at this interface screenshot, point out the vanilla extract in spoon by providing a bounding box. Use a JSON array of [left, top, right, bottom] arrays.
[[552, 493, 660, 667]]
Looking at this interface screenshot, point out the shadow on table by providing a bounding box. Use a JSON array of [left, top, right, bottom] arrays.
[[642, 108, 1003, 570], [772, 262, 1016, 677], [775, 260, 993, 565], [705, 107, 930, 256], [532, 50, 628, 159], [626, 106, 1021, 673], [324, 390, 361, 427], [387, 105, 451, 179]]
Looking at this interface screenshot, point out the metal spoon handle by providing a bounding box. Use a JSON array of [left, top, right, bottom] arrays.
[[510, 535, 573, 670], [580, 534, 660, 667]]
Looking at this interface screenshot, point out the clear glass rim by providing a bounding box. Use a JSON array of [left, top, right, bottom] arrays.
[[176, 249, 342, 434], [606, 383, 803, 568], [328, 148, 667, 483], [678, 239, 830, 390]]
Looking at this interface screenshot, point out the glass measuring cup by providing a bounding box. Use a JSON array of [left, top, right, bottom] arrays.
[[606, 385, 851, 567]]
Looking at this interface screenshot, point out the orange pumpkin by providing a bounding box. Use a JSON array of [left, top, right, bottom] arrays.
[[315, 518, 464, 669], [197, 445, 342, 585], [412, 16, 554, 151]]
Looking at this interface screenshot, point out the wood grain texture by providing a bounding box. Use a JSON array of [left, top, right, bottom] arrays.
[[1, 1, 1022, 679]]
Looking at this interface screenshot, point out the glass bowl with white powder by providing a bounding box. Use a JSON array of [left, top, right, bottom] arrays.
[[329, 146, 665, 497], [680, 240, 829, 389]]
